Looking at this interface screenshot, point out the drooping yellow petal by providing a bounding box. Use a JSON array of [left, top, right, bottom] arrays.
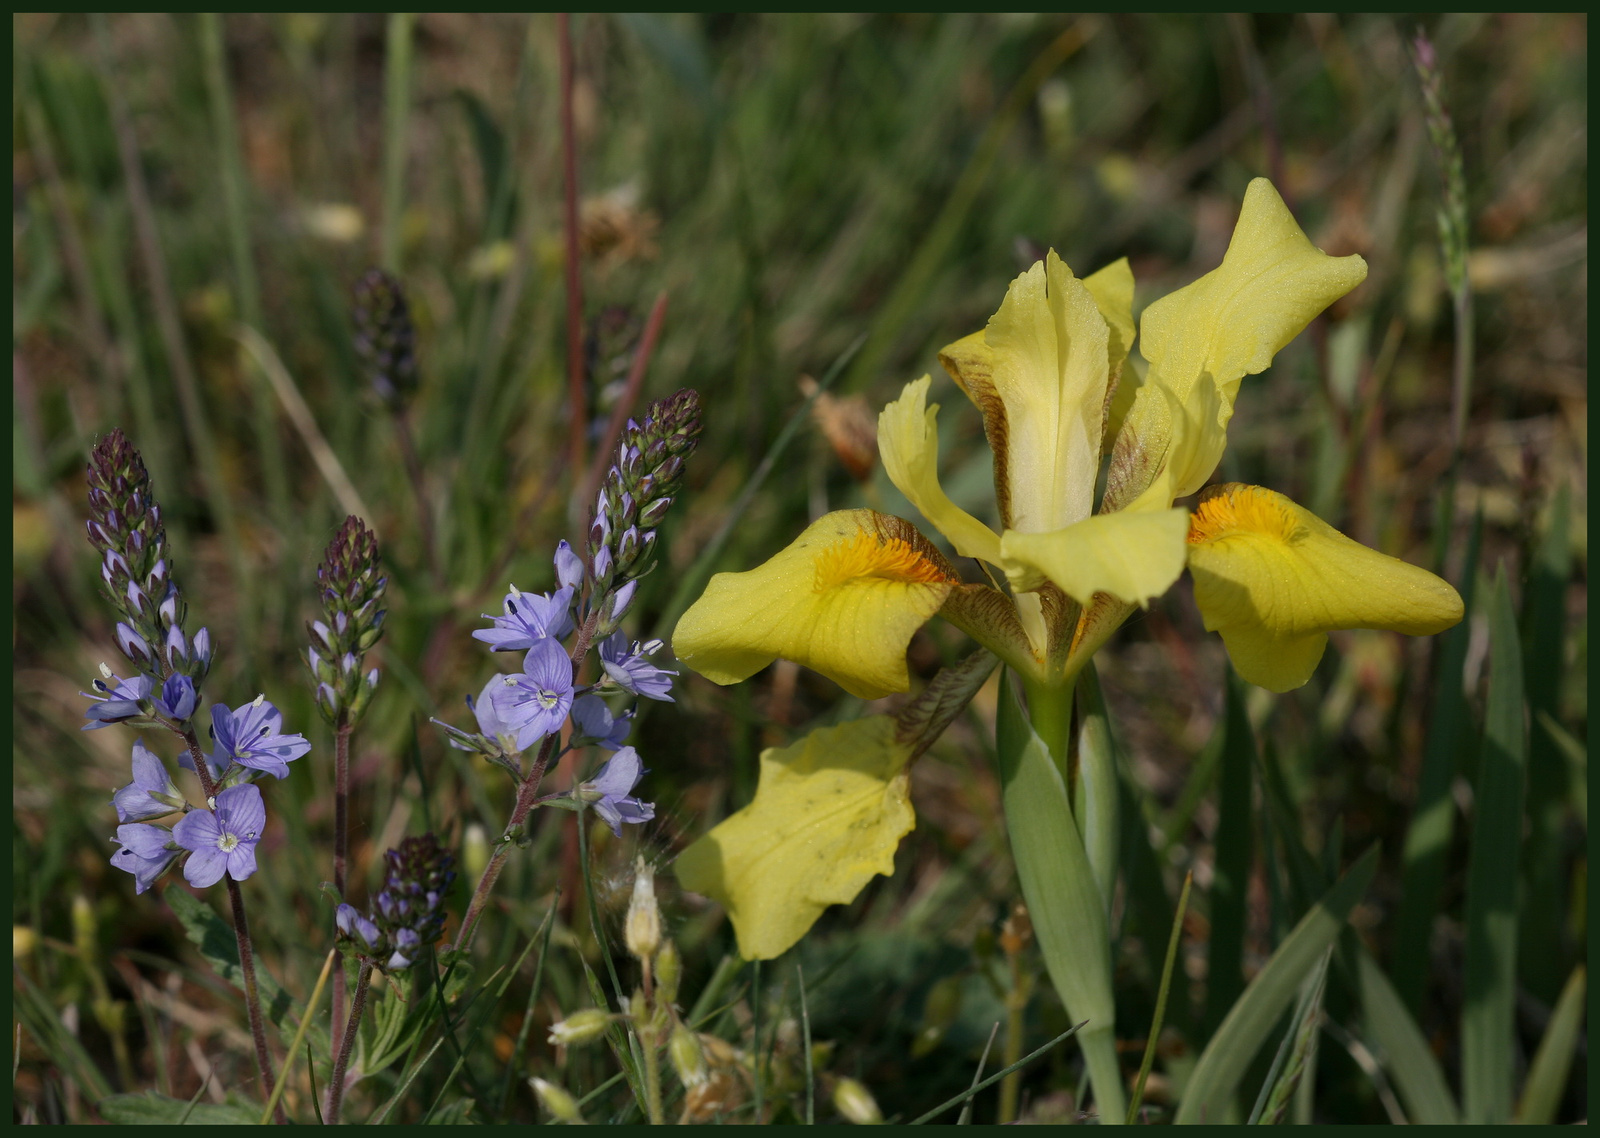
[[675, 716, 915, 960], [672, 510, 957, 700], [998, 506, 1190, 607], [1124, 179, 1368, 502], [877, 376, 1003, 565], [1185, 485, 1464, 692]]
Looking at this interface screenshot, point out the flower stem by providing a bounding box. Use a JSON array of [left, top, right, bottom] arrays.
[[452, 734, 558, 954], [179, 726, 284, 1123], [327, 959, 374, 1125], [332, 719, 352, 1046], [642, 1024, 665, 1125]]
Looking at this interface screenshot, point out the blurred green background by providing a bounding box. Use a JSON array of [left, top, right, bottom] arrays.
[[12, 12, 1586, 1124]]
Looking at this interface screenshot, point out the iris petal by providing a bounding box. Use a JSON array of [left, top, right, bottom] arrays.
[[1186, 485, 1463, 691], [672, 510, 956, 699]]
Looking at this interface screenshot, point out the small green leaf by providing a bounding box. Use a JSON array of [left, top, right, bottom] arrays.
[[1461, 566, 1528, 1125], [98, 1090, 261, 1125], [1516, 965, 1585, 1124], [1175, 847, 1378, 1124], [1204, 672, 1255, 1043]]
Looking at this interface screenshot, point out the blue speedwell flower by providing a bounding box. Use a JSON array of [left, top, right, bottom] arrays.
[[599, 632, 677, 702], [172, 783, 265, 888], [570, 694, 633, 751], [336, 902, 382, 953], [579, 747, 655, 836], [208, 697, 312, 780], [82, 672, 154, 729], [110, 823, 182, 894], [488, 638, 575, 742], [473, 584, 576, 651], [112, 739, 185, 822]]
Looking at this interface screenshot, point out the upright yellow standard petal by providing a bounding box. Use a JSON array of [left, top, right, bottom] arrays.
[[672, 510, 957, 700], [1083, 257, 1139, 447], [998, 506, 1190, 607], [982, 250, 1110, 534], [877, 376, 1003, 565], [1186, 485, 1464, 692], [675, 716, 915, 961], [1132, 178, 1368, 500]]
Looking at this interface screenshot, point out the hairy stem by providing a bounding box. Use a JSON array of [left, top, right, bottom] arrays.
[[327, 959, 374, 1125], [643, 1022, 665, 1125], [332, 719, 352, 1046]]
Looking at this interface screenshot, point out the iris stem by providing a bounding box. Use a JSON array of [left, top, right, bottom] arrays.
[[326, 959, 374, 1125], [177, 725, 284, 1124]]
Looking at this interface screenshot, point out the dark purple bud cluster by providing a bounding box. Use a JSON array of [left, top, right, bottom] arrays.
[[84, 429, 212, 698], [587, 389, 702, 633], [336, 833, 456, 971], [353, 269, 419, 412], [306, 516, 387, 726]]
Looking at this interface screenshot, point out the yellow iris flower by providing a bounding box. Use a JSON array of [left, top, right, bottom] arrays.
[[673, 178, 1463, 959]]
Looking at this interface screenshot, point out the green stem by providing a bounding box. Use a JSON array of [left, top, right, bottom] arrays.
[[642, 1023, 664, 1125]]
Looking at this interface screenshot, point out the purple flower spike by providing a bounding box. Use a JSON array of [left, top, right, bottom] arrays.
[[209, 697, 312, 780], [172, 784, 265, 888], [488, 638, 575, 743], [473, 585, 576, 651], [110, 823, 181, 894], [112, 739, 184, 822], [554, 541, 585, 591], [156, 674, 198, 722], [599, 632, 677, 702], [570, 695, 633, 751], [580, 747, 655, 837], [82, 672, 154, 730]]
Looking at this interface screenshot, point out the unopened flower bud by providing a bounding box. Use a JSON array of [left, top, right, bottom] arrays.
[[655, 939, 682, 1005], [624, 857, 661, 963], [529, 1077, 585, 1124], [833, 1077, 883, 1125], [669, 1022, 708, 1087], [547, 1007, 612, 1047], [462, 824, 489, 884]]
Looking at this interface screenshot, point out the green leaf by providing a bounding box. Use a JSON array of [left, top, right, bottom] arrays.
[[997, 672, 1124, 1123], [1461, 566, 1528, 1125], [1074, 662, 1120, 922], [426, 1096, 477, 1124], [162, 884, 332, 1065], [97, 1090, 261, 1125], [1355, 950, 1461, 1124], [1203, 672, 1255, 1043], [1392, 511, 1482, 1012], [1174, 846, 1377, 1124], [1516, 965, 1586, 1124]]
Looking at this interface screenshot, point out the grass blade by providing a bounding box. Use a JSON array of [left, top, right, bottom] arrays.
[[381, 13, 415, 272], [1356, 949, 1461, 1124], [1174, 846, 1378, 1124], [1460, 566, 1528, 1124], [1393, 511, 1483, 1010], [1247, 947, 1330, 1124], [1126, 870, 1193, 1124], [908, 1022, 1083, 1125], [257, 949, 337, 1125], [1515, 965, 1585, 1124], [1203, 672, 1256, 1042]]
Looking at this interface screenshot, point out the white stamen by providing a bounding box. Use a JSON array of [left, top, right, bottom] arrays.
[[251, 693, 266, 708], [99, 662, 115, 679]]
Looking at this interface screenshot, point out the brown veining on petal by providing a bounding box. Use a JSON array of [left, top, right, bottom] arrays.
[[938, 332, 1014, 531], [939, 582, 1038, 674]]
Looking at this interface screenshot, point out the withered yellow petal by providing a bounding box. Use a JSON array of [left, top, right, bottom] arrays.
[[1186, 485, 1464, 692], [877, 376, 1003, 565], [999, 506, 1190, 607], [1134, 178, 1367, 499], [675, 716, 915, 961], [671, 510, 956, 700]]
